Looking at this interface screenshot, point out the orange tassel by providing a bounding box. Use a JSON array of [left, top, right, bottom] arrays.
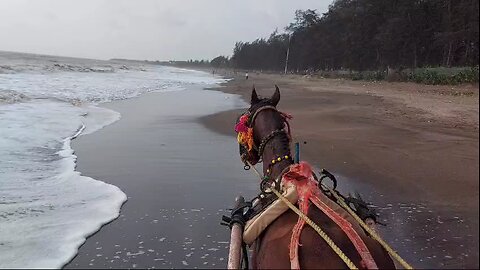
[[237, 127, 254, 151]]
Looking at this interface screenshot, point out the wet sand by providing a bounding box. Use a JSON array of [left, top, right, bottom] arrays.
[[66, 87, 259, 268], [200, 73, 479, 269], [65, 73, 479, 269]]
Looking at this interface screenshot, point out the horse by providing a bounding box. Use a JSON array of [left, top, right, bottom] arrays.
[[236, 86, 396, 269]]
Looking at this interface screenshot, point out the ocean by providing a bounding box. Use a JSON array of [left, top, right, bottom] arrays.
[[0, 51, 227, 268]]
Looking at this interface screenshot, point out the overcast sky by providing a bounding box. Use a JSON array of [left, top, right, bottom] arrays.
[[0, 0, 331, 60]]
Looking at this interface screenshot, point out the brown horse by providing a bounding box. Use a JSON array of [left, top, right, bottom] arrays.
[[243, 86, 396, 269]]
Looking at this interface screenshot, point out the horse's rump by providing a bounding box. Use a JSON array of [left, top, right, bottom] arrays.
[[248, 162, 394, 269], [252, 198, 394, 269]]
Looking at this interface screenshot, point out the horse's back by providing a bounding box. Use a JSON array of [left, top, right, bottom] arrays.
[[253, 206, 395, 269]]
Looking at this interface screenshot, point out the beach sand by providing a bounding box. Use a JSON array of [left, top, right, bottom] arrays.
[[201, 73, 479, 269], [66, 74, 478, 269]]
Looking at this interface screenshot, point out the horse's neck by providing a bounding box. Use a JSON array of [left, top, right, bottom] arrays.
[[261, 137, 293, 180]]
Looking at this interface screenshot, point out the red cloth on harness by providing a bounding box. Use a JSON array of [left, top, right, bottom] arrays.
[[282, 162, 378, 269], [235, 114, 249, 133]]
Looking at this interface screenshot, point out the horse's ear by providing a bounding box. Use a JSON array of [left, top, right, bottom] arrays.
[[271, 85, 280, 106], [251, 86, 260, 105]]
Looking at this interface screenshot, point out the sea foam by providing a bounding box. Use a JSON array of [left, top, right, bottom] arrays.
[[0, 52, 227, 268]]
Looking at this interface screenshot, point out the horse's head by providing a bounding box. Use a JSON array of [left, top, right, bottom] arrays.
[[235, 85, 291, 169], [248, 85, 284, 144], [249, 85, 280, 113]]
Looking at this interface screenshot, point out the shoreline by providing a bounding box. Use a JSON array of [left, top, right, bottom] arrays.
[[66, 86, 259, 269]]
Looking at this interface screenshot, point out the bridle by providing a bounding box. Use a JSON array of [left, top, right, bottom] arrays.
[[235, 104, 292, 172]]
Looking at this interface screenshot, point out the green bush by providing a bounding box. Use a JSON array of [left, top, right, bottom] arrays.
[[350, 70, 386, 81], [406, 66, 479, 85], [351, 73, 363, 80], [315, 66, 478, 85]]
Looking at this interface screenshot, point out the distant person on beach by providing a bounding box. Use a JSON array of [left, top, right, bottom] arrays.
[[245, 72, 249, 80]]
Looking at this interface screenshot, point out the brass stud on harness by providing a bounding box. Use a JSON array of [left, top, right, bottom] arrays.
[[271, 155, 290, 165], [267, 155, 292, 176]]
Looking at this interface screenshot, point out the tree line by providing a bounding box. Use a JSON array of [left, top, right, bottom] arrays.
[[213, 0, 479, 73]]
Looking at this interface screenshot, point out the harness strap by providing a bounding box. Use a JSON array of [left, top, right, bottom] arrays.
[[279, 111, 293, 140], [249, 162, 359, 269], [283, 163, 378, 269], [310, 196, 378, 269], [249, 105, 277, 125], [270, 186, 358, 269], [289, 196, 308, 269], [257, 129, 288, 157]]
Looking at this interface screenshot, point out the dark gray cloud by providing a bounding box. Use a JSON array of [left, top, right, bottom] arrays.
[[0, 0, 330, 60]]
